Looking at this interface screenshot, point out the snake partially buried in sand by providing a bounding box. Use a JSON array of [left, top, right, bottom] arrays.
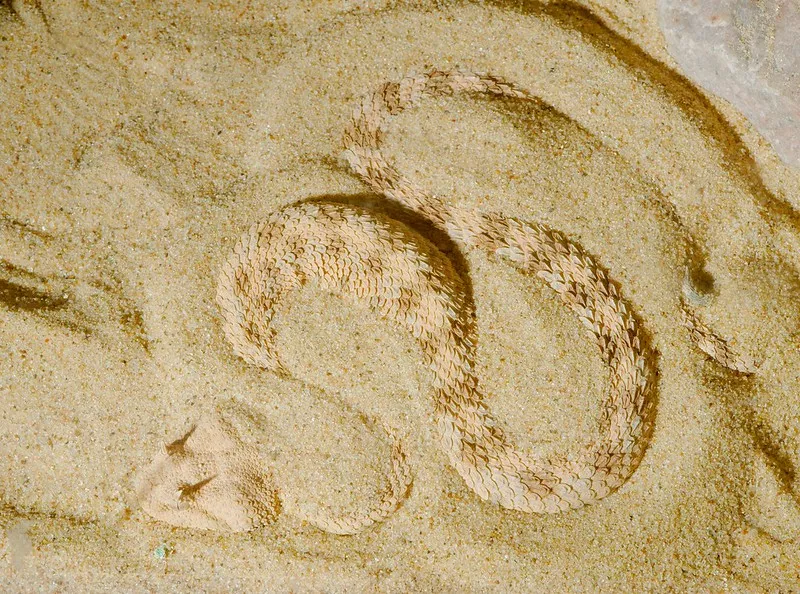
[[137, 70, 755, 535]]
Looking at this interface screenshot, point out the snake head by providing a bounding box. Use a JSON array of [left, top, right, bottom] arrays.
[[136, 415, 281, 531]]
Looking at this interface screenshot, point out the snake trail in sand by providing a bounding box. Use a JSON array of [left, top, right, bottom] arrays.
[[139, 69, 750, 535]]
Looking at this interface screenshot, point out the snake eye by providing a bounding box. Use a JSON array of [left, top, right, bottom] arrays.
[[682, 266, 715, 307], [164, 425, 197, 456], [177, 475, 216, 505]]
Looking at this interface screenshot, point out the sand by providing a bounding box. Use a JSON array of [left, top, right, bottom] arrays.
[[1, 0, 799, 591]]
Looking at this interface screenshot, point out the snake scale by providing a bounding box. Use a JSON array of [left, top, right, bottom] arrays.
[[138, 69, 753, 535]]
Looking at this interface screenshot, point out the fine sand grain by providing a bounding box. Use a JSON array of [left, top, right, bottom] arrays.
[[1, 1, 799, 592]]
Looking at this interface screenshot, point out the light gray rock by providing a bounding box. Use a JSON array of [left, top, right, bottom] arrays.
[[659, 0, 800, 168]]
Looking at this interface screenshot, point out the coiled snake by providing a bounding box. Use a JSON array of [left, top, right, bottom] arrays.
[[137, 70, 752, 534]]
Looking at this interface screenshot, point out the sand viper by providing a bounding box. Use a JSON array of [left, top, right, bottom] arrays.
[[138, 70, 751, 535]]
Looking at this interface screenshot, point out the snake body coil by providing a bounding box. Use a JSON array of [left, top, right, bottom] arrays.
[[216, 71, 657, 516]]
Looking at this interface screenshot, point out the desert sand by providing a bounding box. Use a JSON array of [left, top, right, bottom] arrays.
[[1, 0, 799, 592]]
